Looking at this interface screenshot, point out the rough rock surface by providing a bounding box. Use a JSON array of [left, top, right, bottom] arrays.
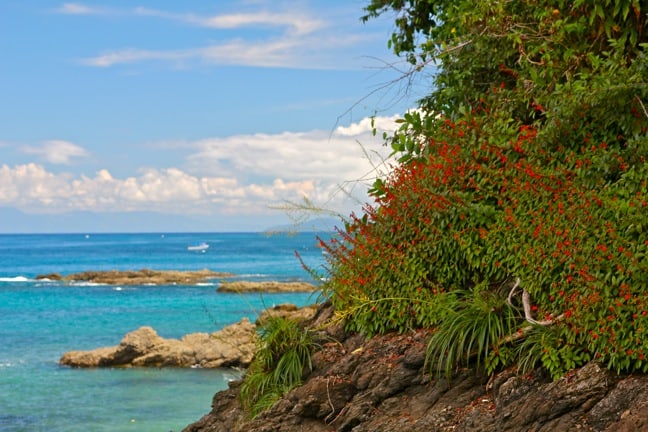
[[60, 320, 257, 368], [183, 303, 648, 432], [217, 280, 317, 293], [60, 304, 318, 369], [255, 303, 319, 325], [38, 269, 232, 285]]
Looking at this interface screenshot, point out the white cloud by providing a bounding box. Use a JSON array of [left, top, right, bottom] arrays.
[[80, 35, 353, 70], [133, 7, 324, 36], [187, 11, 324, 36], [1, 115, 402, 217], [187, 131, 376, 184], [73, 5, 382, 70], [0, 163, 72, 206], [0, 164, 333, 215], [20, 140, 90, 165], [55, 3, 106, 15], [187, 114, 400, 181], [335, 114, 402, 136], [81, 48, 193, 68], [81, 41, 305, 69]]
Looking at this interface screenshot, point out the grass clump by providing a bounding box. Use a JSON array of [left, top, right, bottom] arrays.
[[425, 286, 519, 379], [239, 316, 315, 418]]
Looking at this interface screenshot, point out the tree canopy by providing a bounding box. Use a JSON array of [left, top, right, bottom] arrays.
[[320, 0, 648, 378]]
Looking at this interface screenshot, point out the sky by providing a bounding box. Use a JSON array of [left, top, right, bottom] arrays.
[[0, 1, 424, 232]]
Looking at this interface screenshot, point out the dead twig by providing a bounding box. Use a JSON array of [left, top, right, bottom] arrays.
[[635, 95, 648, 119], [507, 278, 561, 326]]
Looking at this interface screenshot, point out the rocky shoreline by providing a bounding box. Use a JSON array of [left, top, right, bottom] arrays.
[[60, 297, 648, 431], [182, 302, 648, 432]]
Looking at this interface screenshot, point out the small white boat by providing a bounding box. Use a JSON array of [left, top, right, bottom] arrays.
[[187, 242, 209, 251]]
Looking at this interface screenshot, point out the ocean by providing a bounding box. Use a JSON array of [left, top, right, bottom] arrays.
[[0, 232, 328, 432]]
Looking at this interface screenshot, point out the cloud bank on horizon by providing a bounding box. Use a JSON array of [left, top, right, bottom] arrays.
[[0, 1, 418, 231], [1, 115, 400, 217]]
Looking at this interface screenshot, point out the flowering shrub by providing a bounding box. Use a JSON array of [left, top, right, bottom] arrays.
[[321, 0, 648, 378], [323, 102, 647, 377]]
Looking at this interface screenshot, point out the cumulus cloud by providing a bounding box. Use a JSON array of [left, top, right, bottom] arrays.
[[20, 140, 90, 165], [0, 164, 325, 215], [335, 114, 402, 136], [0, 163, 72, 206], [185, 115, 399, 188], [2, 115, 402, 217]]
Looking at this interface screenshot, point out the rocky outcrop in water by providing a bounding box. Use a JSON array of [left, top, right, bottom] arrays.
[[37, 270, 319, 293], [60, 320, 257, 368], [217, 281, 317, 293], [183, 303, 648, 432], [38, 269, 232, 285], [60, 304, 318, 369]]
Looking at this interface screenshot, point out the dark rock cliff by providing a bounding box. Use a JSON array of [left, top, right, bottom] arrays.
[[183, 303, 648, 432]]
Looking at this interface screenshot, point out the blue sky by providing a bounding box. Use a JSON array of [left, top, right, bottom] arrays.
[[0, 1, 422, 232]]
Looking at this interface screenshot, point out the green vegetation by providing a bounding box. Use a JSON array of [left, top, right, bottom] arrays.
[[320, 0, 648, 379], [425, 286, 518, 378], [239, 316, 315, 418]]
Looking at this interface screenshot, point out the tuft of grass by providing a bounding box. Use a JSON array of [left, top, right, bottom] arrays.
[[514, 323, 559, 376], [239, 316, 315, 418], [425, 286, 519, 379]]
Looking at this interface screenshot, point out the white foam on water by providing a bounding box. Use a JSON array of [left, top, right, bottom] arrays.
[[69, 281, 106, 286], [0, 276, 31, 282]]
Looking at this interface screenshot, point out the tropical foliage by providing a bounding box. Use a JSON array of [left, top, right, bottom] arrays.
[[320, 0, 648, 379], [239, 316, 315, 417]]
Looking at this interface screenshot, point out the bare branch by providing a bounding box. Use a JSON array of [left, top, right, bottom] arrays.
[[635, 95, 648, 119], [506, 277, 520, 306], [324, 376, 336, 423], [507, 277, 562, 326], [521, 289, 555, 326], [437, 40, 472, 56]]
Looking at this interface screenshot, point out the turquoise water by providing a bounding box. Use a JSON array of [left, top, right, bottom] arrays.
[[0, 232, 328, 431]]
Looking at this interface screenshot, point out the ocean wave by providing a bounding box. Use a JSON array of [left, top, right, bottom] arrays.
[[0, 360, 19, 368], [0, 276, 32, 283], [195, 282, 217, 286]]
